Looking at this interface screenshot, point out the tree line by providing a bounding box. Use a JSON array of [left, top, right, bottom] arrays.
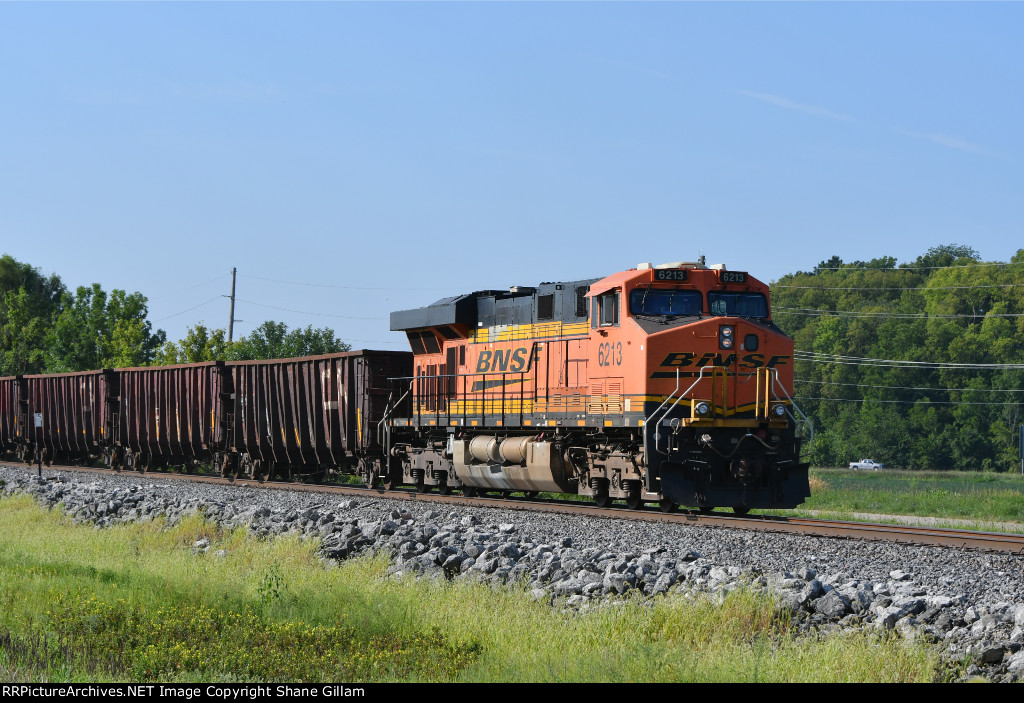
[[0, 254, 349, 376], [772, 244, 1024, 471]]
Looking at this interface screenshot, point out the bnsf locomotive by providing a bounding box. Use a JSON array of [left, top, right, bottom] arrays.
[[0, 260, 810, 513], [384, 259, 811, 512]]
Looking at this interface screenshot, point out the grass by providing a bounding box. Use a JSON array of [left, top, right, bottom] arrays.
[[773, 468, 1024, 532], [0, 494, 941, 683]]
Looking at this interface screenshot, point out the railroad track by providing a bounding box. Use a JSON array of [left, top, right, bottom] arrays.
[[15, 462, 1024, 555]]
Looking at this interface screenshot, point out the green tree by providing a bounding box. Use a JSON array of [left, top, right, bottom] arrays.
[[0, 287, 49, 375], [229, 321, 350, 361], [775, 244, 1024, 471], [46, 284, 166, 371], [0, 255, 65, 375], [0, 254, 65, 313], [154, 323, 232, 365]]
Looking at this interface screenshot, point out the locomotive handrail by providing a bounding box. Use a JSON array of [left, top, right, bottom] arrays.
[[652, 366, 718, 444], [394, 368, 538, 426], [647, 368, 681, 442], [377, 387, 411, 448], [769, 369, 814, 456]]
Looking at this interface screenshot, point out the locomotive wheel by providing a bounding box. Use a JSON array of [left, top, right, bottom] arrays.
[[358, 459, 377, 489], [658, 499, 676, 514]]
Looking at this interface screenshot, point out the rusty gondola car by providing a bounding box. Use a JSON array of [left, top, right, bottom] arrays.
[[219, 351, 411, 482], [110, 362, 223, 472], [0, 351, 411, 482], [9, 370, 110, 466]]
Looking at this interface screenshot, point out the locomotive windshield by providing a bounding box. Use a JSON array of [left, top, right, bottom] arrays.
[[629, 288, 702, 317], [707, 291, 768, 318]]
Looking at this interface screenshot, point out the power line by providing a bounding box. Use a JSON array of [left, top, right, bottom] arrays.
[[238, 274, 450, 292], [149, 273, 231, 300], [344, 339, 408, 345], [794, 396, 1023, 406], [153, 295, 223, 322], [793, 351, 1024, 370], [773, 282, 1024, 291], [235, 298, 385, 321], [774, 307, 1024, 319], [794, 378, 1024, 393]]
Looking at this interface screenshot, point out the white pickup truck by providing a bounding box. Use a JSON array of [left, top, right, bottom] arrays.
[[849, 459, 883, 470]]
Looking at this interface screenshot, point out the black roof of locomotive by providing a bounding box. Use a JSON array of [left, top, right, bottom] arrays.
[[390, 279, 598, 332]]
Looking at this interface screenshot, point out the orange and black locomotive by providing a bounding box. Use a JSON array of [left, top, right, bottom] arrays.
[[386, 259, 811, 512]]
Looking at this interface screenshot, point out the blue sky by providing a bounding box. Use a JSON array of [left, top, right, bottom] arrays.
[[1, 2, 1020, 349]]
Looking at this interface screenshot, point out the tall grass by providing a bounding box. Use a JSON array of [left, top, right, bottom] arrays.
[[0, 495, 939, 682]]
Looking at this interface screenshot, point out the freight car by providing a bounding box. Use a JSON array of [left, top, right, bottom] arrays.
[[384, 259, 812, 512], [0, 351, 411, 482]]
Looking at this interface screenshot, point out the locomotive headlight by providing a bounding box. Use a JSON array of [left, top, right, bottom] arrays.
[[719, 325, 735, 349], [772, 404, 787, 418], [695, 401, 711, 417]]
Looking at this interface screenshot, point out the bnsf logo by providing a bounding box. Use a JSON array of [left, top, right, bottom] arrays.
[[660, 352, 790, 369], [476, 347, 531, 373]]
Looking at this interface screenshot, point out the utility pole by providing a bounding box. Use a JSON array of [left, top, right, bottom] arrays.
[[226, 268, 238, 342]]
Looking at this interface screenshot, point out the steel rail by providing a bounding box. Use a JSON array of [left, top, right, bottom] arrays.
[[10, 463, 1024, 555]]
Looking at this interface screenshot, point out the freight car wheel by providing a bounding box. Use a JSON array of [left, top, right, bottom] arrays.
[[523, 491, 539, 499], [357, 460, 378, 489], [732, 506, 750, 516], [463, 486, 478, 497], [591, 479, 611, 508], [624, 481, 643, 510], [412, 470, 428, 493], [658, 499, 676, 514]]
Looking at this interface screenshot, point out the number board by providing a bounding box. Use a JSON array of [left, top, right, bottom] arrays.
[[719, 271, 748, 284], [654, 269, 688, 281]]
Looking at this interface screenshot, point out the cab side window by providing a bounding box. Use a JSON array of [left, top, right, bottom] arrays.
[[598, 291, 619, 327]]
